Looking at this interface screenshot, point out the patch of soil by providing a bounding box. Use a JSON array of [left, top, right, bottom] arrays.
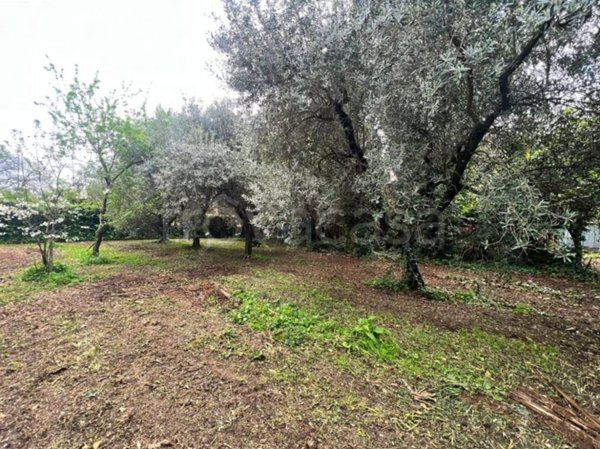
[[0, 246, 37, 284], [1, 243, 598, 448], [262, 250, 600, 358], [0, 270, 421, 449]]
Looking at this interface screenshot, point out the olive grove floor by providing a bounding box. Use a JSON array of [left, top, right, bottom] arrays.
[[0, 240, 598, 449]]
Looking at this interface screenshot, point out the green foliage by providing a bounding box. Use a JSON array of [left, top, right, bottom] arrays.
[[231, 290, 336, 347], [420, 287, 493, 306], [0, 242, 162, 306], [82, 256, 113, 265], [0, 199, 99, 244], [364, 275, 406, 293], [59, 243, 161, 267], [513, 302, 537, 315], [435, 257, 598, 282], [21, 262, 80, 287], [342, 317, 400, 361], [395, 327, 559, 398], [227, 271, 560, 396], [419, 286, 542, 314]]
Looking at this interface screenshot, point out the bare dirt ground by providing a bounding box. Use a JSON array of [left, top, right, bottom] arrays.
[[0, 246, 37, 285], [0, 240, 599, 449]]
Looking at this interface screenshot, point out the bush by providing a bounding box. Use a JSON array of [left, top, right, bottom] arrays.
[[208, 215, 237, 238], [0, 200, 99, 244]]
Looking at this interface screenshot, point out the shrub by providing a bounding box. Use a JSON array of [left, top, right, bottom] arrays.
[[208, 215, 237, 238]]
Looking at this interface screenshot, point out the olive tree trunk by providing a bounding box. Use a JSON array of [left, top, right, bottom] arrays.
[[243, 217, 254, 257], [567, 216, 586, 267], [403, 245, 425, 291], [158, 216, 170, 244], [191, 236, 201, 250]]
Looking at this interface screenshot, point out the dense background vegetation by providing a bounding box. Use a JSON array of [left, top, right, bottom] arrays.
[[1, 0, 599, 287]]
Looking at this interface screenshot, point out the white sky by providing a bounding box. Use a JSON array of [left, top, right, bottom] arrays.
[[0, 0, 230, 139]]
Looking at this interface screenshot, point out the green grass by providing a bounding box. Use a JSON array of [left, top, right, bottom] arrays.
[[364, 274, 406, 293], [58, 243, 162, 267], [364, 277, 543, 315], [0, 242, 162, 306], [21, 262, 81, 287], [231, 289, 338, 347], [225, 272, 560, 397]]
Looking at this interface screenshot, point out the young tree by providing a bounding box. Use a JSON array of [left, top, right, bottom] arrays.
[[42, 63, 149, 256], [0, 128, 74, 271], [152, 101, 244, 250]]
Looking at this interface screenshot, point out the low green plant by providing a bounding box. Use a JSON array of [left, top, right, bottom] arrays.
[[342, 316, 400, 361], [227, 279, 561, 397], [513, 302, 537, 315], [81, 255, 113, 265], [421, 286, 541, 315], [420, 287, 452, 302], [21, 263, 80, 287], [231, 290, 336, 347], [364, 275, 406, 293]]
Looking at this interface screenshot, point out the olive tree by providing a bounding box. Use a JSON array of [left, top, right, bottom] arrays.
[[360, 0, 596, 288], [152, 100, 254, 254], [213, 0, 372, 176], [522, 112, 600, 266]]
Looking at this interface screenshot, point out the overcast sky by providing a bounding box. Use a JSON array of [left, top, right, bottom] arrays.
[[0, 0, 230, 139]]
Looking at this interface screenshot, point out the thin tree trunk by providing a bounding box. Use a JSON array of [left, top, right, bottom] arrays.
[[92, 194, 109, 257], [243, 218, 254, 257], [191, 236, 201, 250], [47, 238, 54, 273], [568, 217, 586, 268], [158, 216, 170, 244], [40, 240, 49, 270]]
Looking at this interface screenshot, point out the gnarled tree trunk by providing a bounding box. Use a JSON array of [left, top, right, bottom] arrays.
[[567, 216, 586, 268], [403, 244, 425, 291], [242, 217, 254, 257], [191, 236, 201, 250]]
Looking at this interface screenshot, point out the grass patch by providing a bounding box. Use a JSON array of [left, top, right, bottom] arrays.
[[364, 274, 406, 293], [0, 242, 165, 306], [227, 284, 559, 397], [231, 289, 338, 347], [513, 302, 538, 315], [420, 286, 493, 305], [342, 316, 400, 361], [21, 263, 80, 287], [421, 286, 541, 314], [59, 243, 160, 267]]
